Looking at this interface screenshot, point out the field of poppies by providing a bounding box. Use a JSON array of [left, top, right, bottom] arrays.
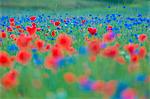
[[0, 3, 150, 99]]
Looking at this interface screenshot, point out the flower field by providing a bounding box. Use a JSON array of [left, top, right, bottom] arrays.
[[0, 3, 150, 99]]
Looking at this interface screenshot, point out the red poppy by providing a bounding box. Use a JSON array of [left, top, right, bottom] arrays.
[[0, 51, 13, 67], [78, 75, 88, 85], [91, 80, 105, 92], [88, 39, 101, 55], [103, 80, 117, 96], [114, 56, 126, 64], [16, 34, 32, 49], [1, 69, 19, 90], [64, 20, 66, 22], [51, 45, 63, 58], [30, 16, 36, 21], [64, 72, 76, 83], [10, 22, 15, 27], [103, 32, 116, 43], [121, 88, 137, 99], [0, 31, 7, 39], [16, 50, 32, 65], [44, 55, 57, 69], [16, 25, 21, 29], [45, 44, 51, 51], [7, 27, 13, 32], [88, 27, 97, 35], [47, 26, 50, 28], [139, 46, 147, 59], [18, 29, 24, 33], [32, 22, 36, 27], [54, 21, 60, 26], [9, 18, 14, 23], [89, 55, 97, 62], [130, 54, 139, 63], [82, 20, 86, 24], [35, 39, 45, 51], [107, 25, 113, 30], [26, 25, 37, 35], [66, 46, 76, 55], [51, 30, 56, 37], [56, 33, 72, 49], [9, 34, 16, 40], [138, 34, 147, 42], [103, 46, 119, 58], [37, 28, 41, 31], [124, 44, 138, 55]]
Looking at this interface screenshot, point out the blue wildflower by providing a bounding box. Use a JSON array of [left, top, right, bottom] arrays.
[[136, 74, 146, 82], [79, 46, 88, 55], [33, 58, 43, 65], [7, 44, 18, 52]]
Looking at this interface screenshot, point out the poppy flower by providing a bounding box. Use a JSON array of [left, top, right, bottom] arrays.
[[82, 20, 86, 24], [16, 50, 32, 65], [16, 34, 32, 49], [88, 39, 101, 55], [66, 46, 76, 55], [51, 45, 63, 58], [103, 80, 117, 96], [9, 18, 15, 23], [32, 22, 37, 28], [44, 55, 57, 69], [56, 33, 72, 49], [26, 25, 37, 35], [35, 39, 45, 51], [64, 72, 76, 83], [0, 31, 7, 39], [130, 54, 139, 63], [91, 80, 105, 92], [64, 19, 66, 22], [121, 88, 137, 99], [54, 21, 60, 26], [88, 27, 97, 35], [89, 55, 97, 62], [124, 44, 138, 55], [0, 51, 13, 67], [7, 27, 13, 32], [37, 28, 41, 31], [10, 34, 15, 38], [103, 32, 116, 43], [138, 34, 147, 42], [103, 46, 119, 58], [10, 22, 15, 27], [45, 44, 51, 51], [51, 30, 56, 37], [47, 26, 50, 28], [107, 25, 113, 31], [30, 16, 36, 21], [139, 46, 147, 59], [16, 25, 21, 29], [78, 75, 88, 85], [1, 69, 19, 90], [114, 56, 126, 64]]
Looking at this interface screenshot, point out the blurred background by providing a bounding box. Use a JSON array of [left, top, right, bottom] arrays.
[[0, 0, 148, 9], [0, 0, 149, 16]]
